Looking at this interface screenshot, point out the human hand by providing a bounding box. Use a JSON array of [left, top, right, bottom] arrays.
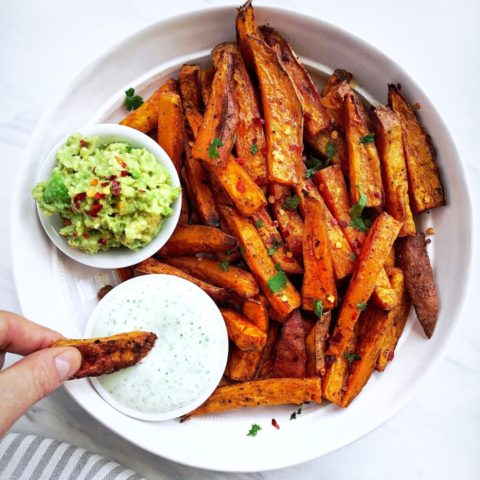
[[0, 311, 82, 435]]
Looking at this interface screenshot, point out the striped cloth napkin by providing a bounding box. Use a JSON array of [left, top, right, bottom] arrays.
[[0, 433, 145, 480]]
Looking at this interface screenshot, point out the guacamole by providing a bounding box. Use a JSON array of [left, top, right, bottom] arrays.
[[33, 133, 180, 254]]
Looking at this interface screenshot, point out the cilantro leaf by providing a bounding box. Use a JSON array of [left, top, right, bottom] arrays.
[[349, 252, 357, 260], [218, 260, 230, 271], [356, 301, 368, 311], [267, 239, 281, 256], [250, 143, 258, 155], [359, 133, 375, 144], [314, 299, 323, 317], [349, 188, 367, 219], [124, 88, 144, 111], [326, 141, 336, 160], [208, 137, 223, 160], [254, 219, 263, 228], [349, 217, 371, 232], [344, 351, 362, 363], [267, 264, 287, 293], [290, 407, 303, 420], [283, 195, 301, 210], [247, 424, 262, 437]]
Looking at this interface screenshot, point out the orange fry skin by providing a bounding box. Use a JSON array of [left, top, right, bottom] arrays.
[[221, 309, 267, 352], [52, 332, 157, 379], [327, 212, 402, 358]]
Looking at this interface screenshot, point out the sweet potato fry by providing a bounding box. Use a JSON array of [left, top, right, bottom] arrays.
[[116, 267, 134, 283], [388, 84, 445, 213], [273, 310, 307, 378], [251, 207, 303, 275], [198, 67, 214, 108], [247, 35, 304, 185], [179, 65, 203, 112], [221, 309, 267, 352], [209, 157, 267, 216], [260, 25, 331, 139], [314, 164, 365, 253], [374, 105, 416, 236], [212, 42, 268, 186], [307, 130, 349, 177], [395, 233, 438, 338], [376, 267, 411, 371], [235, 0, 260, 70], [157, 92, 185, 175], [302, 196, 337, 310], [345, 92, 384, 208], [256, 323, 280, 379], [164, 256, 259, 298], [242, 297, 269, 332], [183, 147, 220, 227], [295, 179, 354, 280], [52, 332, 156, 379], [192, 51, 238, 166], [185, 377, 322, 418], [157, 224, 237, 256], [269, 184, 304, 258], [218, 205, 301, 318], [305, 311, 332, 377], [119, 79, 177, 133], [134, 258, 228, 302], [321, 69, 353, 99], [321, 80, 351, 131], [327, 212, 402, 358], [322, 332, 356, 405]]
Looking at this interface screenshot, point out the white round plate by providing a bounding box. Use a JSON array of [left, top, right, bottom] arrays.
[[34, 123, 182, 269], [11, 5, 472, 472]]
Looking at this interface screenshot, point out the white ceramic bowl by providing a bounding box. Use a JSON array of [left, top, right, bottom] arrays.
[[34, 123, 181, 269], [84, 275, 229, 422]]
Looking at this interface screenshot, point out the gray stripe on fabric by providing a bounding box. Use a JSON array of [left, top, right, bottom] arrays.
[[125, 473, 143, 480], [83, 457, 109, 480], [0, 433, 23, 474], [103, 464, 126, 480], [10, 435, 44, 480], [29, 439, 61, 480], [67, 450, 92, 480], [49, 444, 77, 480]]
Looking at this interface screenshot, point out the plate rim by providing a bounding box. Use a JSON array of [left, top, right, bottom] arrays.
[[11, 3, 474, 472]]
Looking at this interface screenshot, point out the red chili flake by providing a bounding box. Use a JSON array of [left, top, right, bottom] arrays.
[[79, 139, 89, 148], [330, 216, 338, 226], [109, 174, 117, 181], [252, 117, 265, 127], [388, 351, 395, 361], [236, 157, 246, 166], [138, 189, 146, 193], [120, 170, 128, 177], [260, 146, 268, 156], [98, 238, 107, 245], [282, 229, 290, 238], [94, 192, 106, 199], [89, 202, 103, 217], [72, 231, 78, 237], [101, 181, 109, 187], [338, 220, 348, 228], [271, 418, 280, 430], [73, 192, 86, 204], [111, 178, 121, 196], [64, 219, 72, 226], [236, 179, 246, 193], [289, 144, 303, 153], [82, 232, 90, 239]]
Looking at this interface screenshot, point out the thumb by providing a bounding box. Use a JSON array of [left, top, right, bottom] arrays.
[[0, 347, 82, 434]]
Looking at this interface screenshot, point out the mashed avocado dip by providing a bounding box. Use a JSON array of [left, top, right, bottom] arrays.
[[33, 133, 180, 254]]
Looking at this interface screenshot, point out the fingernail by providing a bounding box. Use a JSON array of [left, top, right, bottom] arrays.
[[55, 350, 79, 381]]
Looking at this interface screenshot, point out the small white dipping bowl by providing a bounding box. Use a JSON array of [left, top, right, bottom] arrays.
[[34, 123, 181, 269], [84, 275, 229, 422]]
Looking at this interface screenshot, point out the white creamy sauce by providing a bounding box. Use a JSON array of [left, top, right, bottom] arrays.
[[91, 277, 224, 414]]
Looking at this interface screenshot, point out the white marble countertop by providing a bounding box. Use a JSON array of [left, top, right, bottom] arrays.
[[1, 0, 479, 478]]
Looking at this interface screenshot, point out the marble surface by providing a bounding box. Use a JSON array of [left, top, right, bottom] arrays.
[[1, 0, 479, 478]]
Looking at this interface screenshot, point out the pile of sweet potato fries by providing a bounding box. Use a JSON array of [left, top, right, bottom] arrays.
[[113, 0, 444, 416]]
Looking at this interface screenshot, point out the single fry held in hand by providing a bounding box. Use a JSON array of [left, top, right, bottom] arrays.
[[104, 0, 446, 415]]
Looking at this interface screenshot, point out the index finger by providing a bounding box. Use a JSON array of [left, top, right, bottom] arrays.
[[0, 311, 64, 355]]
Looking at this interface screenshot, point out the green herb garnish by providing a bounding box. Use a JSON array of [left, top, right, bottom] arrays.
[[267, 239, 281, 256], [349, 188, 367, 219], [250, 143, 258, 155], [219, 260, 230, 271], [356, 301, 368, 311], [283, 195, 301, 210], [124, 88, 144, 111], [349, 252, 357, 260], [290, 407, 303, 420], [314, 300, 323, 318], [267, 264, 287, 293], [359, 133, 375, 144], [255, 219, 263, 228], [326, 141, 336, 160], [349, 217, 371, 232], [208, 137, 223, 160], [247, 424, 262, 437], [344, 351, 362, 363]]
